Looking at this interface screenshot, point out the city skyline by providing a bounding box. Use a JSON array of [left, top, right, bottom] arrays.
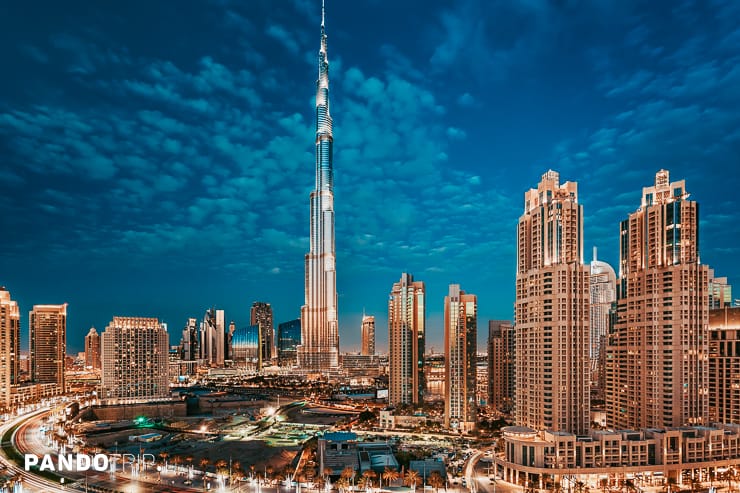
[[2, 1, 739, 353]]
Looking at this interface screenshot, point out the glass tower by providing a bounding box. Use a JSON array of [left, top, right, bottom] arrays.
[[298, 1, 339, 371]]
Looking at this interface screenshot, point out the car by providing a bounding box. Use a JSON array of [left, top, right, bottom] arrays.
[[183, 480, 192, 485]]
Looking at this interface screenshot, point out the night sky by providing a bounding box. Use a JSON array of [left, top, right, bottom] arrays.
[[1, 0, 739, 354]]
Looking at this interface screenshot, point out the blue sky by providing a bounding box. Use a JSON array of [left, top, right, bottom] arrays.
[[1, 0, 739, 354]]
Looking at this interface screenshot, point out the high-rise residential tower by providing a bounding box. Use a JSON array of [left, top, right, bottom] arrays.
[[589, 248, 616, 400], [709, 306, 740, 424], [606, 170, 709, 429], [0, 287, 20, 408], [515, 170, 590, 435], [298, 3, 340, 371], [361, 314, 375, 356], [488, 320, 515, 412], [250, 302, 274, 368], [101, 316, 169, 401], [444, 285, 477, 431], [30, 304, 67, 390], [388, 273, 425, 406], [84, 327, 101, 370]]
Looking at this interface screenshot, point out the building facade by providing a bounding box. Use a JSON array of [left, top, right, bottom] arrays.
[[231, 325, 260, 368], [606, 170, 709, 429], [30, 303, 67, 390], [709, 269, 732, 309], [277, 319, 301, 367], [0, 287, 20, 409], [84, 327, 101, 370], [709, 306, 740, 424], [250, 302, 274, 368], [488, 320, 514, 412], [361, 314, 375, 356], [444, 284, 477, 431], [388, 273, 426, 406], [180, 317, 199, 363], [101, 316, 169, 401], [515, 170, 590, 434], [298, 4, 340, 371], [199, 308, 225, 367]]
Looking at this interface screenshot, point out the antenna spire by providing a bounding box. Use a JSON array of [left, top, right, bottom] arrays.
[[321, 0, 325, 31]]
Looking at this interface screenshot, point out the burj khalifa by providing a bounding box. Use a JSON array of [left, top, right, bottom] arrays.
[[297, 1, 339, 370]]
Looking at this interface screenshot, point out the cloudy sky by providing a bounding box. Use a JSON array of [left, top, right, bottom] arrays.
[[1, 0, 739, 354]]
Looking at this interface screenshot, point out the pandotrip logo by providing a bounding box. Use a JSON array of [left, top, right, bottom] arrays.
[[24, 453, 156, 473]]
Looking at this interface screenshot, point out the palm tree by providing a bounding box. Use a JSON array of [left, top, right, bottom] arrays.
[[428, 471, 444, 493], [200, 457, 211, 488], [215, 459, 228, 486], [341, 466, 357, 482], [337, 477, 350, 493], [382, 467, 400, 488], [404, 469, 421, 493], [324, 467, 334, 479], [358, 476, 370, 492], [363, 470, 378, 489], [171, 455, 183, 476], [159, 451, 169, 471], [315, 476, 327, 492]]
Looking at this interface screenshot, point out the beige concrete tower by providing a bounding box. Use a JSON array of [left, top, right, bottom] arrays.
[[444, 284, 477, 431], [361, 314, 375, 356], [30, 303, 67, 390], [84, 327, 101, 369], [606, 170, 709, 429], [0, 287, 20, 408], [101, 316, 169, 401], [488, 320, 515, 412], [709, 306, 740, 424], [515, 170, 590, 434], [388, 273, 425, 405]]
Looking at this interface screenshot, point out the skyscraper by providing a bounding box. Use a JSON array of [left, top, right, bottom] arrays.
[[250, 302, 274, 368], [589, 248, 616, 401], [298, 2, 340, 371], [445, 285, 477, 431], [199, 308, 225, 367], [361, 314, 375, 356], [487, 320, 514, 412], [84, 327, 101, 369], [180, 317, 199, 362], [606, 170, 709, 429], [0, 287, 20, 408], [388, 273, 425, 406], [515, 170, 590, 435], [101, 316, 169, 401], [30, 303, 67, 390], [277, 319, 301, 367], [709, 306, 740, 424], [231, 325, 260, 367]]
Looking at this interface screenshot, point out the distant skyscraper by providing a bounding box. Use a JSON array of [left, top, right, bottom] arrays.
[[298, 3, 340, 371], [101, 316, 169, 401], [487, 320, 514, 412], [250, 302, 274, 368], [444, 284, 477, 431], [180, 317, 199, 361], [388, 273, 426, 406], [199, 308, 225, 367], [232, 325, 260, 367], [515, 170, 590, 435], [0, 287, 20, 408], [709, 269, 732, 309], [30, 304, 67, 390], [361, 314, 375, 356], [84, 327, 101, 370], [709, 306, 740, 424], [277, 319, 301, 367], [606, 170, 709, 429], [589, 248, 616, 401]]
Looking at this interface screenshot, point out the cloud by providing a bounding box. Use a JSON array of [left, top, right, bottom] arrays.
[[266, 24, 301, 55]]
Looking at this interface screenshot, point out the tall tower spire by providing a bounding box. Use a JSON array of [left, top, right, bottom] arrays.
[[298, 1, 339, 372]]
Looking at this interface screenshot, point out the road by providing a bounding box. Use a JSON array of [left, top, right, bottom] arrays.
[[467, 449, 521, 493]]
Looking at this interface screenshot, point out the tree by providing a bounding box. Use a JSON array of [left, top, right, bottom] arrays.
[[383, 467, 400, 488], [158, 452, 169, 471], [404, 469, 421, 493], [358, 476, 370, 491], [428, 471, 445, 493], [171, 455, 183, 475], [341, 466, 357, 484], [199, 457, 211, 489], [363, 470, 378, 488], [337, 477, 350, 493], [315, 476, 327, 492]]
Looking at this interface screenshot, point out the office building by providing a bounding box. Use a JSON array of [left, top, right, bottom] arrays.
[[250, 302, 274, 367], [277, 319, 301, 367], [199, 308, 225, 367], [488, 320, 514, 412], [0, 287, 20, 408], [101, 316, 169, 401], [30, 304, 67, 390], [606, 170, 709, 429], [361, 314, 375, 356], [515, 170, 590, 434], [589, 249, 616, 401], [444, 284, 477, 431], [180, 317, 198, 362], [709, 269, 732, 309], [84, 327, 101, 370], [709, 306, 740, 424], [298, 3, 340, 371], [231, 325, 260, 368], [388, 273, 426, 406]]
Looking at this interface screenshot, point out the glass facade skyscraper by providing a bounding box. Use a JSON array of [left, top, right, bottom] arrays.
[[298, 2, 339, 371], [277, 319, 301, 367], [231, 325, 260, 367]]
